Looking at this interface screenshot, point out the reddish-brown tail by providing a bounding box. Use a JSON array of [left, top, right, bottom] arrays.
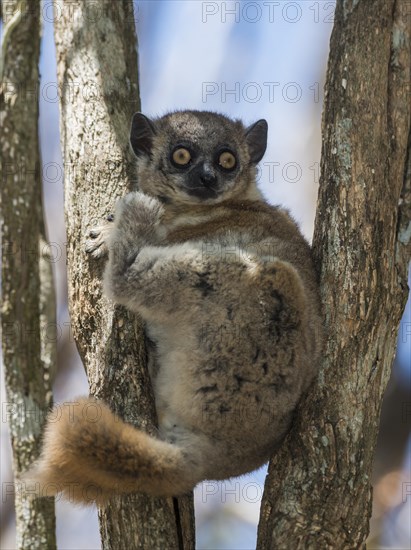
[[24, 398, 202, 505]]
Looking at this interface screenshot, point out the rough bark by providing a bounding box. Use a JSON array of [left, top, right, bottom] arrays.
[[257, 1, 411, 549], [0, 1, 57, 548], [52, 2, 195, 548]]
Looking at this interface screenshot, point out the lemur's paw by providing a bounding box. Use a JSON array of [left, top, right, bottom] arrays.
[[115, 192, 164, 228], [85, 215, 114, 259]]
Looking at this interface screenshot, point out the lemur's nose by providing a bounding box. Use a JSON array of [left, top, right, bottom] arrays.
[[200, 163, 216, 186]]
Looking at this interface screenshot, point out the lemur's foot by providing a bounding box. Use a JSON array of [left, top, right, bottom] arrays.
[[115, 192, 164, 228]]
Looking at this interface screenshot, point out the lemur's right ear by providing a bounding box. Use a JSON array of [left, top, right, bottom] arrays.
[[245, 119, 268, 165], [130, 113, 156, 157]]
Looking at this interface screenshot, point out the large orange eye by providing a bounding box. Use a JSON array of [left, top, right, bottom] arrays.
[[218, 151, 236, 170], [172, 148, 191, 166]]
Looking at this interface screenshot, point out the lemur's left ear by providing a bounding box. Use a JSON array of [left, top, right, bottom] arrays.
[[245, 119, 268, 164], [130, 113, 156, 157]]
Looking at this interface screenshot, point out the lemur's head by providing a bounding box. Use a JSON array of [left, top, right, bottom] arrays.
[[129, 110, 267, 206]]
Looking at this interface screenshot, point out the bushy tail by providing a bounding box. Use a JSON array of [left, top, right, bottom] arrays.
[[24, 398, 202, 505]]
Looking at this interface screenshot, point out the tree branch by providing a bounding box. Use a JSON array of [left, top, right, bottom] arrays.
[[52, 1, 194, 548], [257, 0, 410, 548], [1, 1, 57, 547]]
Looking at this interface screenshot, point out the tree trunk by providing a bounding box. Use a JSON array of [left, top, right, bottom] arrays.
[[52, 1, 195, 548], [257, 1, 410, 548], [0, 1, 57, 548]]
